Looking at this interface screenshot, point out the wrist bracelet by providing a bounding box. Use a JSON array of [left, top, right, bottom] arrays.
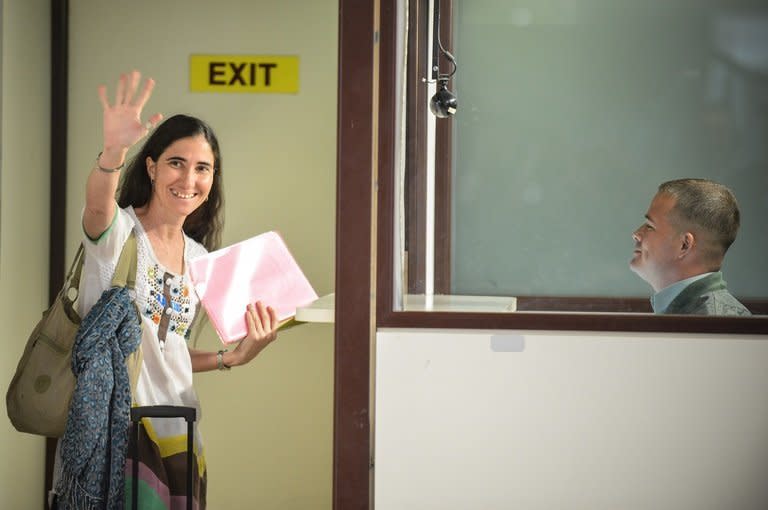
[[217, 349, 231, 371], [96, 151, 125, 173]]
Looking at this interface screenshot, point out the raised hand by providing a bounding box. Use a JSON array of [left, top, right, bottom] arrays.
[[97, 70, 163, 158]]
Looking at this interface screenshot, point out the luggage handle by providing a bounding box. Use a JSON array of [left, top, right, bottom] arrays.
[[131, 405, 196, 510], [131, 405, 196, 422]]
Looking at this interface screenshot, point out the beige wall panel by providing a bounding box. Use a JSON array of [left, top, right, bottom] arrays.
[[0, 0, 50, 507]]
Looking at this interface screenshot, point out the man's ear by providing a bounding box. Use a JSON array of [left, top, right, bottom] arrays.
[[679, 232, 695, 257]]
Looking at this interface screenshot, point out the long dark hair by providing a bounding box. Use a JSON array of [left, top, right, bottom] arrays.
[[117, 114, 224, 250]]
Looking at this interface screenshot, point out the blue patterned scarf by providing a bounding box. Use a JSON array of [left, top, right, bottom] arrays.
[[56, 286, 141, 510]]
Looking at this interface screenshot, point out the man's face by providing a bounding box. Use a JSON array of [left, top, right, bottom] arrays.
[[630, 192, 685, 291]]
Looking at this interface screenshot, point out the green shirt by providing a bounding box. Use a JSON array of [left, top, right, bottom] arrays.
[[662, 272, 751, 316]]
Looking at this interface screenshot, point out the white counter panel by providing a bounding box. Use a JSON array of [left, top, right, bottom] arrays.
[[375, 329, 768, 510]]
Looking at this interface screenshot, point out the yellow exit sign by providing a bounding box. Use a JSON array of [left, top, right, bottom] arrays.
[[189, 55, 299, 93]]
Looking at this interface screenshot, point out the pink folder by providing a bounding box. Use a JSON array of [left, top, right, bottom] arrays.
[[188, 231, 318, 344]]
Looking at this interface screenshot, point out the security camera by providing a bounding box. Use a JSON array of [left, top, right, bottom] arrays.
[[430, 79, 457, 118], [428, 0, 458, 118]]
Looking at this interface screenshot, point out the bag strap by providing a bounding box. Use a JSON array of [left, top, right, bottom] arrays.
[[111, 231, 138, 289], [57, 229, 143, 397], [61, 244, 86, 310], [59, 230, 138, 313], [110, 231, 142, 398], [68, 244, 85, 291]]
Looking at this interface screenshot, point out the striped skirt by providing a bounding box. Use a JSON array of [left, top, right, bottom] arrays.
[[125, 416, 207, 509]]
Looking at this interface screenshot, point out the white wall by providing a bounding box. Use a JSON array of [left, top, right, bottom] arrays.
[[376, 328, 768, 510], [66, 1, 337, 508], [0, 0, 50, 507]]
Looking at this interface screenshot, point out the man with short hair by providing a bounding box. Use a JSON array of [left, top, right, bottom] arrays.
[[630, 178, 751, 315]]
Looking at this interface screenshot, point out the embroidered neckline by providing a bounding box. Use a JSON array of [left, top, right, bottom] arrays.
[[126, 206, 189, 278]]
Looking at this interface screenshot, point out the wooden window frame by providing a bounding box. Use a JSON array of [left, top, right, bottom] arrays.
[[391, 0, 768, 324], [336, 2, 767, 507]]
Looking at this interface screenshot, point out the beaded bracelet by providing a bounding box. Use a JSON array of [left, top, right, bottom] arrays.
[[95, 151, 125, 173], [217, 349, 231, 371]]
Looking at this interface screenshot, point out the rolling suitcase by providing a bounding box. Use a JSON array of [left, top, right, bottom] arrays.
[[129, 405, 197, 510]]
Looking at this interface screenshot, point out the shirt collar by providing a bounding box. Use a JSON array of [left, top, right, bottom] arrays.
[[651, 273, 714, 313]]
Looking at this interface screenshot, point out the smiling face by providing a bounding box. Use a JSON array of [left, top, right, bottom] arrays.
[[629, 192, 687, 291], [146, 134, 215, 219]]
